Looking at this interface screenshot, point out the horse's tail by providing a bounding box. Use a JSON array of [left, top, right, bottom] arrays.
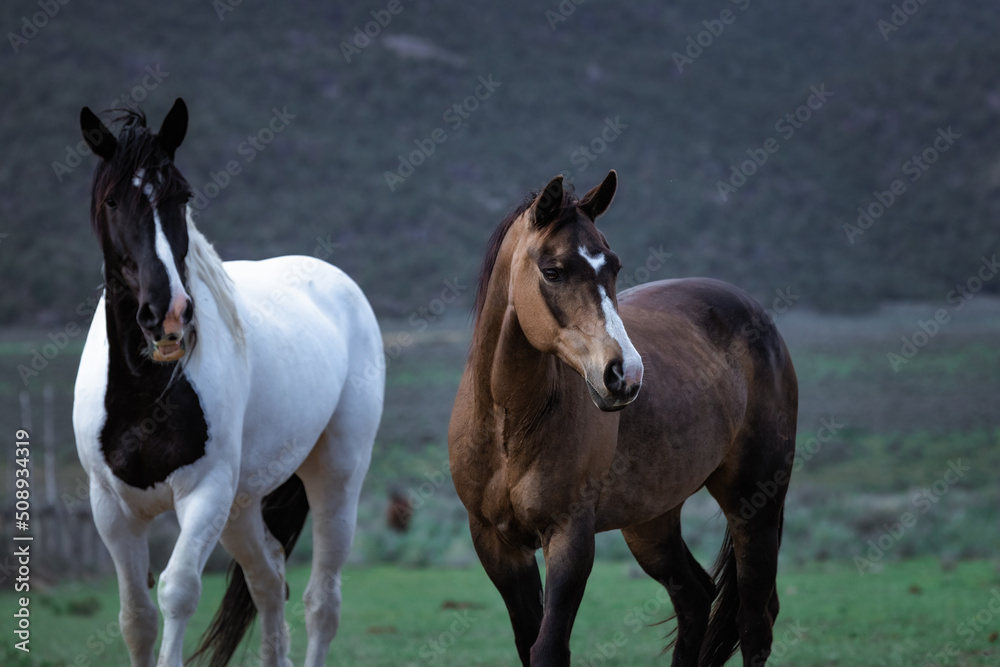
[[698, 528, 740, 667], [189, 474, 310, 667]]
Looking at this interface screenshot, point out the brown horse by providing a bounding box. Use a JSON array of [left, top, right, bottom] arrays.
[[448, 171, 798, 667]]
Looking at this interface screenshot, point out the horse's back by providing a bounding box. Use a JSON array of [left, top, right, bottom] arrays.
[[224, 255, 375, 333], [620, 277, 792, 384]]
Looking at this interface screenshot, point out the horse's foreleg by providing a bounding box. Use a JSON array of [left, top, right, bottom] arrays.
[[532, 515, 596, 667], [156, 480, 234, 667], [469, 518, 543, 667], [91, 484, 158, 667]]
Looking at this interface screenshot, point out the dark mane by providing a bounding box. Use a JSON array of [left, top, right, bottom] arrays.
[[472, 183, 579, 322], [89, 108, 192, 237]]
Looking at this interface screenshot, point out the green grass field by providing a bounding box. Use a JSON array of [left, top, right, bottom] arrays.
[[1, 558, 998, 666]]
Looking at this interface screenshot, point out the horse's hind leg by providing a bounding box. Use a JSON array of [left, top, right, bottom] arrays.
[[706, 433, 792, 667], [91, 485, 158, 667], [296, 405, 377, 667], [621, 507, 716, 667]]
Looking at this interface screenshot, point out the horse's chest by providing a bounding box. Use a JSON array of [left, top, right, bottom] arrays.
[[478, 462, 573, 540], [482, 489, 540, 547], [100, 373, 209, 489]]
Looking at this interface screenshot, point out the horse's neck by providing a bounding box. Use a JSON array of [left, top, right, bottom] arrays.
[[470, 289, 560, 447], [493, 308, 558, 423]]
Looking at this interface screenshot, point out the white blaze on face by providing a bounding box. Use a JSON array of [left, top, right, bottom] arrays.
[[579, 246, 606, 274], [598, 286, 643, 387], [133, 169, 189, 328]]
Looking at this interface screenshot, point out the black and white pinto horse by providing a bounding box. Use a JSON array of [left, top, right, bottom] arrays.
[[72, 99, 385, 667]]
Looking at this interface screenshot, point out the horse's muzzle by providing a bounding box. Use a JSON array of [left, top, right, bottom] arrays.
[[586, 375, 642, 412], [151, 333, 187, 362]]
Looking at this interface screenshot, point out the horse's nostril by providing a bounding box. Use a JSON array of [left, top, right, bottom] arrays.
[[604, 359, 625, 394], [182, 298, 194, 324], [137, 302, 161, 330]]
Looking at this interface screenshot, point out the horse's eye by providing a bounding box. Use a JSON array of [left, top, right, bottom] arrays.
[[105, 197, 118, 210], [542, 268, 563, 282]]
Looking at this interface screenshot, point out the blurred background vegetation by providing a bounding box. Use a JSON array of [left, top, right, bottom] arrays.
[[1, 0, 997, 590]]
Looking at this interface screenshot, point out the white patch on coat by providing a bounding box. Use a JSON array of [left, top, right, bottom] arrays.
[[598, 286, 643, 384], [578, 246, 606, 274], [133, 170, 189, 308]]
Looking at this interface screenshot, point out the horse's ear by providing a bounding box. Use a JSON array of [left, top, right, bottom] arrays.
[[80, 107, 116, 161], [532, 175, 564, 229], [157, 98, 188, 160], [578, 170, 617, 221]]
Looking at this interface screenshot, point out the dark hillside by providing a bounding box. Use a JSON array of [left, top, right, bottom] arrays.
[[2, 0, 998, 322]]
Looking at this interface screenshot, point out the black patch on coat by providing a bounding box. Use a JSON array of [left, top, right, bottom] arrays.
[[99, 287, 208, 489]]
